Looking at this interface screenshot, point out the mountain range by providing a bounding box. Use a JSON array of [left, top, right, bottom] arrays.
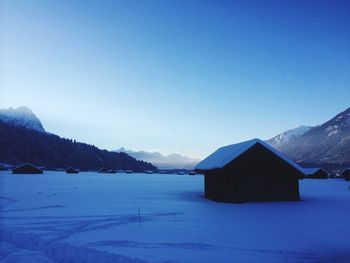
[[117, 148, 200, 169], [267, 107, 350, 172], [1, 105, 349, 172], [0, 107, 155, 171]]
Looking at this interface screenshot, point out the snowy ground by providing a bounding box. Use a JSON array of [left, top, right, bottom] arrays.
[[1, 171, 350, 263]]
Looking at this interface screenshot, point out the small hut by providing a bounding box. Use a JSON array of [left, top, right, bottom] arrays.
[[107, 169, 116, 174], [0, 164, 8, 171], [195, 139, 304, 203], [66, 167, 79, 174], [303, 168, 328, 179], [342, 168, 350, 181], [98, 167, 108, 173], [12, 163, 43, 174]]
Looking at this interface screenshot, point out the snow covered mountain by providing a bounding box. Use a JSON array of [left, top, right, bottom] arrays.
[[268, 125, 313, 145], [267, 107, 350, 170], [117, 148, 200, 169], [0, 106, 45, 132]]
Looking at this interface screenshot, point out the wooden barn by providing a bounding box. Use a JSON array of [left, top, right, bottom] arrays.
[[303, 168, 328, 179], [66, 167, 79, 174], [12, 163, 43, 174], [195, 139, 304, 203], [342, 168, 350, 181]]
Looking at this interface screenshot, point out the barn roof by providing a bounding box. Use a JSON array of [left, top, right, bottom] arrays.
[[195, 138, 304, 173], [303, 167, 326, 175], [12, 163, 43, 174]]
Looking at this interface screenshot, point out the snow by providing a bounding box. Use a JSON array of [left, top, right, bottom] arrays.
[[1, 171, 350, 263], [326, 125, 340, 137], [303, 168, 321, 175], [0, 106, 45, 132], [272, 125, 312, 145], [195, 139, 305, 174]]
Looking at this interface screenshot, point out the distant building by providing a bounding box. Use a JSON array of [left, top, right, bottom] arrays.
[[342, 168, 350, 181], [195, 139, 304, 203], [12, 163, 43, 174], [107, 169, 116, 174], [125, 170, 133, 174], [98, 167, 108, 173], [303, 168, 328, 179], [66, 167, 79, 174]]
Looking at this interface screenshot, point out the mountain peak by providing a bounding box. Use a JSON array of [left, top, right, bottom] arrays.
[[118, 147, 126, 152], [0, 106, 45, 132], [268, 125, 312, 145]]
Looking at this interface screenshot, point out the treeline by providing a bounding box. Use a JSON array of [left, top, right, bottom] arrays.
[[0, 120, 156, 171]]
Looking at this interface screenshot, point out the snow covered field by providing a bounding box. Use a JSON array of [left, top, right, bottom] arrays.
[[1, 171, 350, 263]]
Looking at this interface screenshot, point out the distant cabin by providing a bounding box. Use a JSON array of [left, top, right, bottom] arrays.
[[195, 139, 304, 203], [66, 167, 79, 174], [107, 169, 116, 174], [189, 170, 196, 176], [125, 170, 133, 174], [98, 167, 108, 173], [303, 168, 328, 179], [12, 163, 43, 174], [145, 170, 153, 174], [343, 169, 350, 181], [0, 165, 8, 171]]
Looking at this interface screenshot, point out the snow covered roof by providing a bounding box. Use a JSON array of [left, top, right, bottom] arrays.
[[195, 138, 305, 174], [303, 168, 323, 175]]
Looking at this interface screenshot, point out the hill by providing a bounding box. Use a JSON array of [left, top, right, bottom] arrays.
[[0, 120, 156, 171]]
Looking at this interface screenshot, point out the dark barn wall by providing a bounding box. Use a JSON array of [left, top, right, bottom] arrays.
[[204, 143, 301, 203], [343, 170, 350, 181], [204, 170, 240, 201], [312, 170, 328, 179]]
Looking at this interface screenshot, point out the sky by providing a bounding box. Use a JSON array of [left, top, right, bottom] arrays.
[[0, 0, 349, 159]]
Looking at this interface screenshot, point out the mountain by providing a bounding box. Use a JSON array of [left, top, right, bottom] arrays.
[[0, 109, 156, 171], [117, 148, 200, 169], [268, 125, 313, 146], [267, 107, 350, 171], [0, 106, 45, 132]]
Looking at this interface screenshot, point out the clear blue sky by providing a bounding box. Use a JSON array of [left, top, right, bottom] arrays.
[[1, 0, 349, 159]]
